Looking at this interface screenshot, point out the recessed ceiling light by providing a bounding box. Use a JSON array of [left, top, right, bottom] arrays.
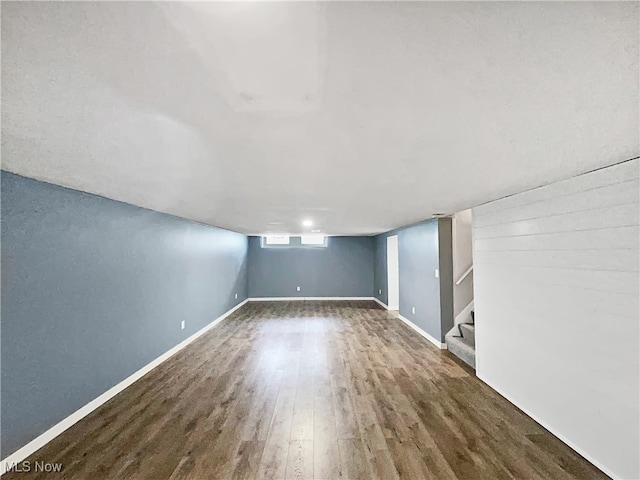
[[311, 229, 321, 233], [302, 219, 313, 227]]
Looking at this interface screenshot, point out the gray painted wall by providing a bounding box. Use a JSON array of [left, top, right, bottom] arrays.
[[374, 235, 388, 305], [248, 236, 374, 298], [398, 221, 442, 338], [437, 218, 454, 336], [1, 172, 249, 457], [374, 218, 453, 342]]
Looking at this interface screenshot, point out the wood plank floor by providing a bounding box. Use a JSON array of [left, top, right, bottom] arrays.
[[6, 301, 609, 479]]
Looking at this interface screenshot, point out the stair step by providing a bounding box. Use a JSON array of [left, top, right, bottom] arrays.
[[445, 334, 475, 369], [459, 323, 475, 347]]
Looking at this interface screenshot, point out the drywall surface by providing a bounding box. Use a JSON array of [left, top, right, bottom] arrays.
[[247, 236, 374, 298], [3, 1, 638, 235], [437, 218, 454, 336], [1, 172, 248, 457], [374, 218, 452, 342], [374, 235, 388, 304], [452, 209, 473, 317], [397, 221, 442, 338]]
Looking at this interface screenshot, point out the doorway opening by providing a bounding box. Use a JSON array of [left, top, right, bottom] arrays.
[[387, 235, 399, 310]]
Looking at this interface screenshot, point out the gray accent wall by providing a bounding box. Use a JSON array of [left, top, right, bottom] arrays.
[[374, 218, 454, 342], [1, 172, 249, 457], [374, 235, 388, 305], [248, 236, 374, 298], [397, 221, 441, 339], [437, 218, 454, 337]]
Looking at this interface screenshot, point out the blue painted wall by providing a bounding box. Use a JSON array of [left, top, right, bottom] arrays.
[[398, 221, 442, 338], [437, 218, 455, 338], [374, 235, 388, 305], [373, 218, 453, 342], [248, 236, 374, 298], [1, 172, 249, 457]]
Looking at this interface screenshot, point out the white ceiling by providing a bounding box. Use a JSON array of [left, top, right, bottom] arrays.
[[2, 1, 638, 235]]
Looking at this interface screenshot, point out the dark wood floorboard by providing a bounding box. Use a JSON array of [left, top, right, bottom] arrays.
[[5, 301, 609, 479]]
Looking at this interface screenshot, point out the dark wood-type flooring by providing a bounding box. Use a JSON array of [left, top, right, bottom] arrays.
[[6, 301, 609, 479]]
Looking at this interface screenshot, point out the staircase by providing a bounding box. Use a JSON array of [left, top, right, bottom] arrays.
[[445, 310, 475, 369]]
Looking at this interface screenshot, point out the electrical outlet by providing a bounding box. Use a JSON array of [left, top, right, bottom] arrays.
[[235, 293, 238, 299], [181, 320, 185, 330], [379, 289, 382, 295], [435, 269, 439, 278], [412, 307, 416, 315], [296, 286, 301, 292]]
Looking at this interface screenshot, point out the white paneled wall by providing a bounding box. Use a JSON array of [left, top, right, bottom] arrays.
[[473, 159, 639, 480]]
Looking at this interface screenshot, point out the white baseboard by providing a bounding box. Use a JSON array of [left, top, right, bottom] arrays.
[[397, 314, 447, 350], [248, 296, 375, 302], [476, 373, 617, 480], [373, 297, 389, 309], [0, 298, 250, 475]]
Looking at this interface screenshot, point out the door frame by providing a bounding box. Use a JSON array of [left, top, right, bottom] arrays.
[[387, 235, 399, 310]]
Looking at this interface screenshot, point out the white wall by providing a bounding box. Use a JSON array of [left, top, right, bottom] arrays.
[[473, 159, 639, 480], [452, 209, 474, 318]]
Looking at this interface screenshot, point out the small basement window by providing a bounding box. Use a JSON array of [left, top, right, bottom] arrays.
[[261, 235, 327, 248], [264, 235, 290, 245], [301, 234, 326, 246]]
